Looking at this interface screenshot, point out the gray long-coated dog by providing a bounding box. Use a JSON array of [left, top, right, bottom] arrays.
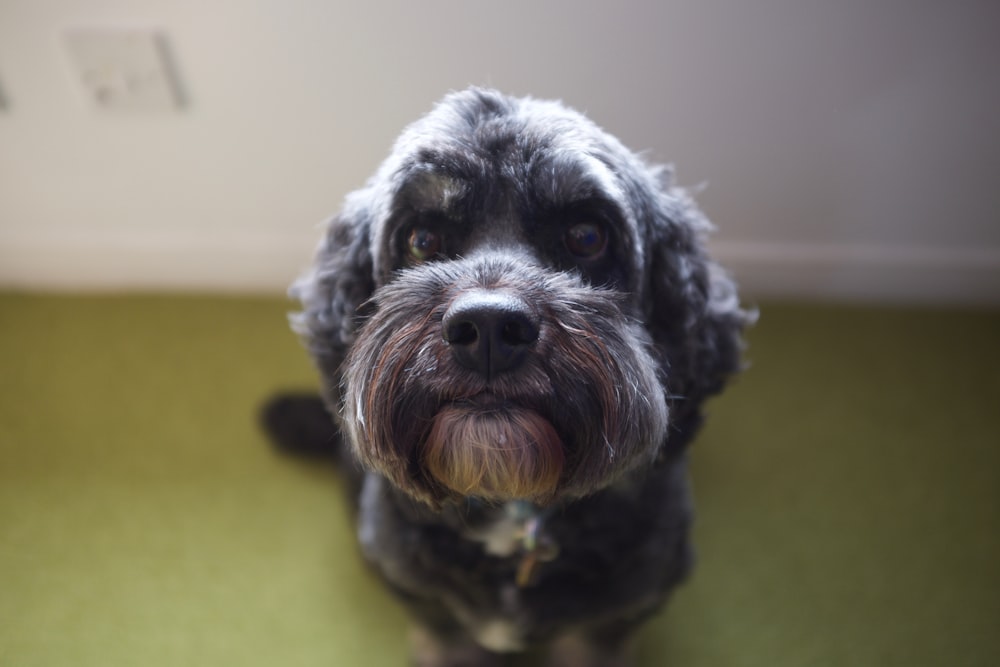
[[263, 87, 752, 666]]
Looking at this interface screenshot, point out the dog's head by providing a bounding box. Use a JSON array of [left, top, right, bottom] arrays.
[[293, 88, 750, 507]]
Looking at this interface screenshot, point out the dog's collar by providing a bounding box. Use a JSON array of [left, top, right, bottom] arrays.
[[460, 500, 560, 587], [506, 501, 559, 587]]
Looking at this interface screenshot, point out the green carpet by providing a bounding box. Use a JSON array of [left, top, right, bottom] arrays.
[[1, 293, 998, 666]]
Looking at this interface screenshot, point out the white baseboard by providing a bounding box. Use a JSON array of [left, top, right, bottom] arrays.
[[0, 230, 316, 294], [2, 232, 999, 305], [710, 240, 1000, 305]]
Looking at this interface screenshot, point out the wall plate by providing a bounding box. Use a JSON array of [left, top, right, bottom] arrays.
[[64, 28, 182, 112]]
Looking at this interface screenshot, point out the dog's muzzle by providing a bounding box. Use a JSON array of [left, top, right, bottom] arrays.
[[341, 255, 669, 506]]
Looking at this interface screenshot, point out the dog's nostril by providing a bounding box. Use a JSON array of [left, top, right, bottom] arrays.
[[444, 320, 479, 346], [442, 291, 539, 379], [501, 319, 537, 346]]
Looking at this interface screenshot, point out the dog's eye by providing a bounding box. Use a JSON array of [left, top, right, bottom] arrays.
[[564, 222, 608, 259], [407, 227, 443, 262]]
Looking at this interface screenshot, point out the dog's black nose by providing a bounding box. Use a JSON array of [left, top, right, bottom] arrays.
[[442, 291, 539, 379]]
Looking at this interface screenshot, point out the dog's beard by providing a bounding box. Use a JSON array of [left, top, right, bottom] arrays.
[[422, 404, 565, 502]]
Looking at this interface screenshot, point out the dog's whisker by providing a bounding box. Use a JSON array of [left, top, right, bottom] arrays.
[[604, 435, 616, 463], [354, 395, 365, 429]]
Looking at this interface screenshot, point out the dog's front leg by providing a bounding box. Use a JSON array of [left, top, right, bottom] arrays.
[[545, 627, 638, 667], [409, 625, 504, 667]]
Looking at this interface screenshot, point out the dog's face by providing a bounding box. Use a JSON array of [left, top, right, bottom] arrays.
[[293, 89, 748, 507]]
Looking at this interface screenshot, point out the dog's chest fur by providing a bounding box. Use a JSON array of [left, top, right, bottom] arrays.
[[355, 461, 695, 647]]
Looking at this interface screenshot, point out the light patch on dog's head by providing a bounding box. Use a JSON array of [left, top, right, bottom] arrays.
[[400, 170, 466, 215]]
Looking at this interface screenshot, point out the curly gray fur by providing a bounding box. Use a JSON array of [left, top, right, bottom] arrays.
[[288, 87, 753, 666]]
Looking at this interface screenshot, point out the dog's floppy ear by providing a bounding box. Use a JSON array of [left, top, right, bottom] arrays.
[[644, 182, 754, 435], [291, 191, 376, 407]]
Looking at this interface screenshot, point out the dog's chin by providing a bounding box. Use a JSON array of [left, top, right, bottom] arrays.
[[421, 403, 565, 504]]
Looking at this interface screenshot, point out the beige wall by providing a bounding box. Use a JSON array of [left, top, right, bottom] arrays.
[[1, 0, 998, 302]]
